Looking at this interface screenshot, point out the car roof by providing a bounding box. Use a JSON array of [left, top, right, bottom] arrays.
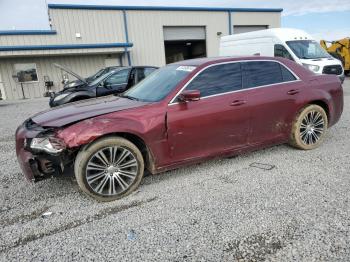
[[107, 65, 158, 73], [108, 66, 158, 70], [171, 56, 287, 67]]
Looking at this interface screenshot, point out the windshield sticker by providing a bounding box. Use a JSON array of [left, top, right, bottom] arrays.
[[176, 66, 196, 72]]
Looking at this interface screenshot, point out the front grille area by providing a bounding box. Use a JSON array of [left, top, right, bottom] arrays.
[[322, 65, 343, 75]]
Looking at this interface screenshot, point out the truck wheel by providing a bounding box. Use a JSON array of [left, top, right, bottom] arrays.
[[289, 105, 328, 150], [74, 136, 144, 201]]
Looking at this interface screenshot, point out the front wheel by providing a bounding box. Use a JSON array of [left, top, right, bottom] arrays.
[[74, 137, 144, 201], [289, 105, 328, 150]]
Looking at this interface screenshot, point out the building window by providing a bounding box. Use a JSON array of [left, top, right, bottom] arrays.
[[13, 63, 38, 83]]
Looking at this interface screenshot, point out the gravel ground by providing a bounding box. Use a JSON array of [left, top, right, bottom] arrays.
[[0, 79, 349, 261]]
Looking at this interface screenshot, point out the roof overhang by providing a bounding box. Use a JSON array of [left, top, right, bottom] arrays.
[[48, 4, 283, 13], [0, 43, 133, 52]]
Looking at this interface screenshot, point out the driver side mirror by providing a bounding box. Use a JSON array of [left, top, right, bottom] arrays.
[[178, 90, 200, 102]]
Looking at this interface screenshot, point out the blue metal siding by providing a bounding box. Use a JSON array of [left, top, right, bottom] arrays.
[[228, 12, 232, 35], [122, 10, 132, 65], [0, 43, 133, 52], [0, 30, 57, 35]]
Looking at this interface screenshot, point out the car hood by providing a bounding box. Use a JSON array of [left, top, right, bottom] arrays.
[[299, 57, 343, 66], [63, 79, 86, 89], [54, 63, 87, 84], [32, 95, 150, 127]]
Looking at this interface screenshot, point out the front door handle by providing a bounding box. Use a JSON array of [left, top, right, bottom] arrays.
[[287, 89, 300, 95], [230, 100, 246, 106]]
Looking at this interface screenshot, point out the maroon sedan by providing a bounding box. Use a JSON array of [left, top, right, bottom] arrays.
[[16, 56, 343, 201]]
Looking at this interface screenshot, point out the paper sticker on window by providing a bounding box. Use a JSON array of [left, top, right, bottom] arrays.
[[176, 66, 196, 72]]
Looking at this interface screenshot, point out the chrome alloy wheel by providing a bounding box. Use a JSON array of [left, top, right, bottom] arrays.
[[85, 146, 138, 196], [299, 110, 325, 145]]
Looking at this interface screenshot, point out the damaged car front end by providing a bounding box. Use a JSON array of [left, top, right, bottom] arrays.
[[15, 118, 75, 182]]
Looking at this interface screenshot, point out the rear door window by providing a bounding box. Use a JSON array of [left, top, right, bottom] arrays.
[[280, 64, 297, 82], [185, 62, 242, 97], [242, 61, 283, 88]]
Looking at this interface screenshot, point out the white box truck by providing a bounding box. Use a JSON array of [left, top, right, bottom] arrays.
[[219, 28, 345, 83]]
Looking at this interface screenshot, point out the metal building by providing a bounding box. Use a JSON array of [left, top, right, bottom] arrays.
[[0, 4, 282, 100]]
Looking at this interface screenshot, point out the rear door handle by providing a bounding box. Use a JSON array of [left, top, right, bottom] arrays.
[[287, 89, 300, 95], [230, 100, 246, 106]]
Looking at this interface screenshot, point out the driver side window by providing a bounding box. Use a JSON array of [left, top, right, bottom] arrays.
[[105, 69, 129, 85]]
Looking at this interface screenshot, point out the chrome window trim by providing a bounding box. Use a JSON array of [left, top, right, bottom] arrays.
[[168, 59, 300, 106]]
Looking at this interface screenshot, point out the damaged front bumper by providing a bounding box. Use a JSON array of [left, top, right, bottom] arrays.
[[15, 120, 73, 182]]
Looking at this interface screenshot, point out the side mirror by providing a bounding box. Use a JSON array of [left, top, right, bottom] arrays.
[[178, 90, 200, 102]]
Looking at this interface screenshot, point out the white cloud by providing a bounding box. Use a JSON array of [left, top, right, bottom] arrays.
[[310, 28, 350, 42]]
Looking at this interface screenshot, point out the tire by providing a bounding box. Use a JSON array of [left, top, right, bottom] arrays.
[[74, 136, 144, 201], [289, 105, 328, 150]]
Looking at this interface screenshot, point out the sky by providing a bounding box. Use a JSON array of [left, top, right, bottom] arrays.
[[0, 0, 349, 41]]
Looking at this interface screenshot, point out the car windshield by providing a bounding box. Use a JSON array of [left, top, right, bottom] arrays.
[[123, 65, 193, 102], [286, 40, 330, 59], [88, 69, 121, 86], [90, 68, 106, 81]]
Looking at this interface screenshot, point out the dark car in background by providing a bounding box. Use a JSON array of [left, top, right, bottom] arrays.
[[61, 65, 120, 89], [50, 65, 158, 107], [16, 56, 343, 201]]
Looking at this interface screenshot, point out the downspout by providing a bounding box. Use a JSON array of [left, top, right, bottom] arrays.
[[228, 11, 232, 35], [122, 10, 132, 66]]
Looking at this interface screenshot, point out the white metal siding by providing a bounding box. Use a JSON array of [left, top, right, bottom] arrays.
[[234, 25, 268, 34], [0, 9, 126, 57], [0, 55, 120, 100], [232, 12, 281, 28], [127, 10, 229, 66]]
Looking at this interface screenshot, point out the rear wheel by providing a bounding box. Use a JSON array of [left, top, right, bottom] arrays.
[[74, 137, 144, 201], [289, 105, 328, 150]]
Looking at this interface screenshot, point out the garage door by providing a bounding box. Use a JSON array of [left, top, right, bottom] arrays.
[[233, 25, 268, 34], [163, 26, 206, 41]]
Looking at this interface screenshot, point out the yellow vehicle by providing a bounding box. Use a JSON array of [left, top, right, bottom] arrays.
[[320, 38, 350, 75]]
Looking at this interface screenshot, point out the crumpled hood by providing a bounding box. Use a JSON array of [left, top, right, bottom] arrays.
[[32, 95, 150, 127]]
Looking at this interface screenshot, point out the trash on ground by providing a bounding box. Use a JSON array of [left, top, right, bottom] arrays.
[[249, 162, 275, 170], [41, 211, 53, 218], [127, 229, 137, 240]]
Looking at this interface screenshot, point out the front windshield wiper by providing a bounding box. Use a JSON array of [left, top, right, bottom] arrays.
[[118, 94, 141, 101]]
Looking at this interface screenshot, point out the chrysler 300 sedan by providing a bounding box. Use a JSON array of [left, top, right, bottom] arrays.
[[16, 56, 343, 201]]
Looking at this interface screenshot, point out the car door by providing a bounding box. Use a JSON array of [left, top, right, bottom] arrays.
[[96, 69, 130, 96], [166, 62, 250, 163], [241, 60, 303, 145]]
